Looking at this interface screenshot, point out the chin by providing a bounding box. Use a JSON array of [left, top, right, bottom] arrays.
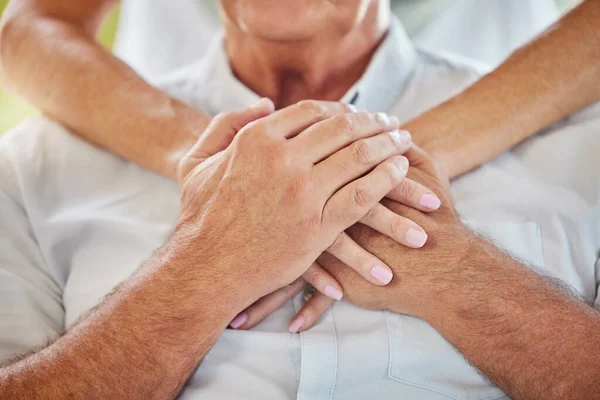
[[220, 0, 370, 42]]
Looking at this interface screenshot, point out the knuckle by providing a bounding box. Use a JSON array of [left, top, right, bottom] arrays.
[[305, 268, 324, 286], [382, 160, 405, 184], [387, 216, 406, 237], [352, 184, 373, 209], [398, 179, 417, 199], [333, 114, 355, 137], [373, 112, 390, 125], [351, 140, 373, 165], [297, 100, 327, 118], [237, 120, 264, 140]]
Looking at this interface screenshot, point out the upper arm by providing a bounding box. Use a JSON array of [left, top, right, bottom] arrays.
[[1, 0, 118, 37], [0, 150, 64, 363]]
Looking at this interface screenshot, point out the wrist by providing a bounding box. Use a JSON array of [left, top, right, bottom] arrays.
[[386, 222, 478, 320], [169, 222, 263, 314]]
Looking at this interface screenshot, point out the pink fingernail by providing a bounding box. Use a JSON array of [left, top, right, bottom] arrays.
[[230, 312, 248, 329], [324, 285, 343, 301], [405, 228, 428, 248], [370, 265, 393, 284], [419, 194, 441, 211], [289, 316, 305, 333]]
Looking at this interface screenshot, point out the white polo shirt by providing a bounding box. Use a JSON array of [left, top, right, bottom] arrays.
[[114, 0, 559, 78], [1, 18, 599, 400]]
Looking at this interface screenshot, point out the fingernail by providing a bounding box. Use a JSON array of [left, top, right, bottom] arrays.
[[390, 130, 412, 145], [347, 104, 358, 113], [323, 285, 343, 301], [419, 194, 441, 211], [370, 265, 393, 285], [405, 228, 428, 248], [395, 156, 409, 172], [289, 316, 305, 333], [230, 312, 248, 329]]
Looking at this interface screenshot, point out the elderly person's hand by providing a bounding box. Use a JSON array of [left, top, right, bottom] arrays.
[[290, 145, 462, 331], [178, 99, 443, 329]]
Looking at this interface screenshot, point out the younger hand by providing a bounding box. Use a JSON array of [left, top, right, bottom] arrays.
[[310, 145, 468, 321]]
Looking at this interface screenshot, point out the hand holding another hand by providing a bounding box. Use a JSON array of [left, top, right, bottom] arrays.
[[312, 145, 473, 325], [175, 99, 433, 314]]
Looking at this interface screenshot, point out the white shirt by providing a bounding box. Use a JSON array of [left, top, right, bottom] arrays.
[[114, 0, 558, 79], [1, 18, 599, 400]]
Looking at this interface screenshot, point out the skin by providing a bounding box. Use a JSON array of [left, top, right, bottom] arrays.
[[0, 1, 599, 397], [0, 101, 414, 399], [317, 146, 600, 400], [0, 0, 441, 311], [1, 1, 599, 178]]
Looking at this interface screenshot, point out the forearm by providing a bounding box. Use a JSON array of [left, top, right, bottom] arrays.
[[0, 234, 241, 399], [0, 3, 209, 179], [422, 235, 600, 400], [405, 0, 600, 178]]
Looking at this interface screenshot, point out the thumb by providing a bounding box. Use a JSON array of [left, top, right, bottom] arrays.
[[196, 98, 275, 157], [226, 97, 276, 132], [178, 98, 275, 183]]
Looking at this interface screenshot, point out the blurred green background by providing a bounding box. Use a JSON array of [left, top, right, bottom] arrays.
[[0, 0, 582, 134], [0, 0, 119, 133]]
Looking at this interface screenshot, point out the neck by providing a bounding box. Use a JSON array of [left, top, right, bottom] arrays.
[[223, 3, 390, 109]]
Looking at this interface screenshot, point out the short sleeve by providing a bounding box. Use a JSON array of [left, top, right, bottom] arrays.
[[0, 149, 64, 362]]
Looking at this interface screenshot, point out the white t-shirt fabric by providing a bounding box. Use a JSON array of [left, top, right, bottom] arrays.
[[114, 0, 559, 79]]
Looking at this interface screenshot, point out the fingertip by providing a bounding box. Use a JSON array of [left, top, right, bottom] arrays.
[[289, 315, 305, 334], [230, 312, 248, 329], [323, 285, 343, 301], [405, 228, 428, 248], [370, 265, 393, 285], [254, 97, 275, 112], [394, 156, 409, 174], [419, 194, 441, 211]]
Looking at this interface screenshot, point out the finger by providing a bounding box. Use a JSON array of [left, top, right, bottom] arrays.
[[229, 278, 306, 330], [360, 203, 428, 248], [315, 129, 411, 197], [289, 292, 335, 333], [193, 98, 275, 161], [294, 113, 403, 164], [326, 232, 393, 285], [302, 263, 344, 300], [386, 178, 441, 212], [322, 155, 408, 233], [257, 100, 356, 139]]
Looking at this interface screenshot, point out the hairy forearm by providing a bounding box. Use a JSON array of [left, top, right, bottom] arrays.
[[405, 0, 600, 179], [0, 4, 208, 179], [0, 234, 239, 399], [423, 235, 600, 400]]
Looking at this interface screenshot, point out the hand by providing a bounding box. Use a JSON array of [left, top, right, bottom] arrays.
[[177, 101, 442, 330], [176, 99, 275, 184], [293, 145, 471, 330], [176, 99, 422, 312]]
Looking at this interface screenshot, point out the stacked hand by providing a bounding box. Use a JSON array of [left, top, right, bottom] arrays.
[[315, 144, 475, 325], [176, 99, 443, 331]]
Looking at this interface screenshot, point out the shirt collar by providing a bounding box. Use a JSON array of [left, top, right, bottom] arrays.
[[202, 16, 417, 114]]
